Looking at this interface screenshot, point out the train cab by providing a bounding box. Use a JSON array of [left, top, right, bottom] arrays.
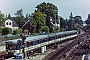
[[6, 39, 22, 56]]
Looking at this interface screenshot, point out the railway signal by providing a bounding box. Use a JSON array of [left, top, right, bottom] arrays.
[[21, 20, 30, 58]]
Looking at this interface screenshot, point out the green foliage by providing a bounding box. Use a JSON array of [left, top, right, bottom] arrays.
[[0, 28, 2, 35], [60, 28, 65, 32], [16, 28, 22, 34], [7, 14, 11, 19], [14, 28, 29, 35], [36, 2, 58, 32], [2, 28, 12, 35], [56, 26, 60, 32], [40, 26, 49, 33], [0, 28, 2, 33], [85, 14, 90, 24], [56, 18, 60, 24], [74, 16, 83, 25], [30, 11, 47, 33], [60, 17, 67, 28], [0, 11, 5, 26], [15, 9, 26, 28]]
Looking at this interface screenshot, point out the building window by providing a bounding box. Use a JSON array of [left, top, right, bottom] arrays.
[[6, 22, 8, 25], [9, 22, 11, 25]]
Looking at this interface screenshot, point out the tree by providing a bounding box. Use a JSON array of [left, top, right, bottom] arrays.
[[35, 2, 58, 32], [2, 28, 12, 35], [74, 16, 83, 29], [15, 9, 26, 28], [7, 14, 11, 19], [85, 14, 90, 24], [74, 16, 83, 25], [0, 11, 5, 26], [69, 12, 73, 20], [83, 24, 90, 31], [30, 11, 46, 33], [40, 26, 49, 33], [60, 17, 66, 28], [16, 28, 22, 34]]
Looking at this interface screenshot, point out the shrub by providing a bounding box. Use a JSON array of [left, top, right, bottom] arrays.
[[0, 28, 2, 35], [2, 27, 12, 35], [16, 28, 22, 34], [40, 26, 49, 33]]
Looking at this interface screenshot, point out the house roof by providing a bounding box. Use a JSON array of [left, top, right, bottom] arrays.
[[6, 19, 18, 27], [11, 19, 18, 27]]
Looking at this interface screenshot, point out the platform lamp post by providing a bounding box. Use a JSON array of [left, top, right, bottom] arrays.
[[52, 10, 58, 48]]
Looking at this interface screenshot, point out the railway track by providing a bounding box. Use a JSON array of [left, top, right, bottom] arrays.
[[65, 44, 88, 60], [64, 36, 87, 60], [71, 45, 87, 60], [44, 32, 89, 60], [44, 38, 79, 60]]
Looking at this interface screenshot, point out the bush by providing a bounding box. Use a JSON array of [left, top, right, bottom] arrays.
[[16, 28, 29, 35], [40, 26, 49, 33], [56, 26, 60, 32], [2, 27, 12, 35], [0, 28, 2, 33], [60, 28, 65, 32], [16, 28, 22, 34]]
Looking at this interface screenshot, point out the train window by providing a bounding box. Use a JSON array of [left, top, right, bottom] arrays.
[[50, 37, 53, 40], [35, 40, 39, 44], [40, 39, 44, 43], [44, 38, 47, 42], [6, 44, 9, 49], [38, 40, 41, 43], [10, 44, 12, 50], [56, 36, 58, 39], [58, 35, 61, 38], [12, 44, 16, 50], [50, 36, 55, 40], [43, 38, 47, 42], [16, 44, 21, 50], [42, 39, 45, 42], [46, 38, 48, 42], [62, 34, 65, 37], [31, 41, 35, 46], [49, 37, 52, 41], [29, 42, 32, 46], [66, 34, 69, 36]]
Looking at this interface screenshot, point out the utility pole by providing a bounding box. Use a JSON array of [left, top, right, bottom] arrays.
[[52, 10, 58, 48]]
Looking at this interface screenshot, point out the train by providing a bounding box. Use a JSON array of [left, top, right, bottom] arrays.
[[6, 30, 78, 58]]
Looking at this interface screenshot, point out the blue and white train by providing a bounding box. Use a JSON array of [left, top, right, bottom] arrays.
[[6, 30, 77, 56]]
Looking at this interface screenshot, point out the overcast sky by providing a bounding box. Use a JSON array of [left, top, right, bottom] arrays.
[[0, 0, 90, 21]]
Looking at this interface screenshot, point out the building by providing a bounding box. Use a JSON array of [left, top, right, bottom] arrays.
[[5, 19, 18, 31], [50, 17, 60, 28]]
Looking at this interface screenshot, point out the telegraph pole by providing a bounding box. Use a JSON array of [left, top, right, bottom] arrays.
[[52, 10, 58, 48]]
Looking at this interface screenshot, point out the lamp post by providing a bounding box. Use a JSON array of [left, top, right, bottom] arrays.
[[52, 10, 58, 48]]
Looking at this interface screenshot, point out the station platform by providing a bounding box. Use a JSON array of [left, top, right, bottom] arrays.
[[5, 49, 55, 60]]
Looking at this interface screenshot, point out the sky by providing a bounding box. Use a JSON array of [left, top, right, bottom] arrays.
[[0, 0, 90, 21]]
